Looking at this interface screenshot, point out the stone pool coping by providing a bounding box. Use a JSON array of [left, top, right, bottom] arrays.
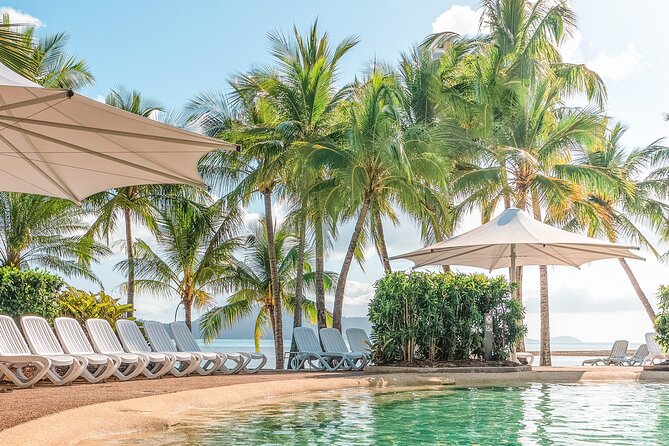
[[3, 367, 669, 445]]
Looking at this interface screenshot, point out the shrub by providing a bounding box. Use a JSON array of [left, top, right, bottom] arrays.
[[655, 286, 669, 351], [0, 267, 65, 321], [368, 271, 525, 364], [55, 287, 134, 325]]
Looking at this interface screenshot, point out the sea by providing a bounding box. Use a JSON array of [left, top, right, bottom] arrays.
[[196, 339, 637, 368]]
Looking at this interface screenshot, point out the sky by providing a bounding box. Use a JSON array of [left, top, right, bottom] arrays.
[[4, 1, 669, 343]]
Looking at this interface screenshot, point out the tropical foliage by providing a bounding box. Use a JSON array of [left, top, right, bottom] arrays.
[[370, 271, 524, 364], [56, 287, 134, 325], [0, 267, 64, 321]]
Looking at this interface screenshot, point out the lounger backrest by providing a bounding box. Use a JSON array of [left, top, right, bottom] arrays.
[[346, 328, 372, 354], [144, 320, 176, 352], [86, 318, 124, 354], [170, 321, 202, 352], [116, 319, 151, 353], [0, 315, 31, 355], [646, 332, 664, 354], [20, 315, 65, 355], [610, 340, 628, 358], [633, 344, 649, 361], [54, 317, 95, 355], [293, 327, 323, 353], [319, 328, 349, 353]]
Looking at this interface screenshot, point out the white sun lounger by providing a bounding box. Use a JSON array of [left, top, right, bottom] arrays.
[[319, 328, 367, 371], [291, 327, 350, 371], [19, 315, 86, 385], [645, 333, 669, 365], [142, 321, 203, 376], [115, 320, 176, 378], [85, 318, 150, 380], [625, 344, 649, 366], [582, 340, 629, 366], [54, 317, 128, 382], [170, 321, 266, 374], [346, 328, 373, 361], [0, 315, 51, 388], [22, 315, 118, 384]]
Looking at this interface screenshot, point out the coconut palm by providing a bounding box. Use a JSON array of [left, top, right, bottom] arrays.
[[0, 18, 35, 79], [199, 219, 336, 351], [565, 121, 669, 322], [85, 88, 164, 314], [0, 192, 109, 281], [117, 197, 242, 329]]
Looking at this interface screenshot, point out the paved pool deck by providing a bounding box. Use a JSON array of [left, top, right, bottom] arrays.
[[2, 366, 669, 445]]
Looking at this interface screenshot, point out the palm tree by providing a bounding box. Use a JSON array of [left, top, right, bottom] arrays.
[[0, 193, 109, 281], [199, 219, 336, 350], [86, 88, 164, 314], [565, 121, 669, 322], [117, 197, 242, 329], [260, 20, 357, 332], [0, 18, 36, 79], [314, 70, 447, 330]]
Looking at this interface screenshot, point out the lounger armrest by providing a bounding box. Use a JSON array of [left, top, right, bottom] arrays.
[[0, 354, 51, 367]]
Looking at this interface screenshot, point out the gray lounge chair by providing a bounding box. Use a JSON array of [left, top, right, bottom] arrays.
[[144, 320, 218, 376], [85, 318, 149, 380], [319, 328, 367, 371], [115, 320, 175, 378], [170, 321, 266, 374], [644, 332, 669, 364], [291, 327, 350, 371], [625, 344, 649, 366], [582, 340, 629, 366], [346, 328, 372, 361]]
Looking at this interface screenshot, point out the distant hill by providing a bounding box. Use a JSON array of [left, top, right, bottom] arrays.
[[527, 336, 583, 344], [191, 313, 372, 340]]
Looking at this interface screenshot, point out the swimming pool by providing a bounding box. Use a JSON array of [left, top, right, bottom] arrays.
[[126, 382, 669, 445]]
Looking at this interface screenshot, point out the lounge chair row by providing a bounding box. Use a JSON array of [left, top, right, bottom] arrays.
[[581, 333, 669, 366], [289, 327, 372, 371], [0, 315, 266, 388]]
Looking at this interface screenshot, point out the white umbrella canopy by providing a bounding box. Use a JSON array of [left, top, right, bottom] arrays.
[[0, 62, 235, 202], [390, 208, 644, 270]]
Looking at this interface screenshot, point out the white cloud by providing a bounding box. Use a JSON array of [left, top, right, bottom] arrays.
[[559, 30, 582, 63], [587, 44, 642, 82], [431, 5, 483, 36], [0, 7, 42, 27]]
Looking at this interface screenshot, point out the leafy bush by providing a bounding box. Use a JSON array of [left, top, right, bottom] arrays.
[[0, 267, 65, 321], [369, 271, 525, 364], [56, 287, 134, 325], [655, 286, 669, 351]]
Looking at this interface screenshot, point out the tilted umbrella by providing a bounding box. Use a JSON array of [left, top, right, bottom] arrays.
[[0, 62, 235, 202], [390, 208, 644, 284]]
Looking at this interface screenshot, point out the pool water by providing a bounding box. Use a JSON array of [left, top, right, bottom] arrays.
[[124, 383, 669, 445]]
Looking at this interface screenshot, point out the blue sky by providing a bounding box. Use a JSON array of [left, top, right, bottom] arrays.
[[4, 1, 669, 342]]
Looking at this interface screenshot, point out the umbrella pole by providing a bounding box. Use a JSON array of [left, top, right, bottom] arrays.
[[510, 243, 517, 291]]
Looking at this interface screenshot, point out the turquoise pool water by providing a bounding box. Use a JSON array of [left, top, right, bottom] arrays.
[[126, 383, 669, 445]]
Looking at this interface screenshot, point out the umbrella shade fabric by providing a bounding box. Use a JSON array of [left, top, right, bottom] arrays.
[[0, 62, 235, 202], [390, 208, 644, 270]]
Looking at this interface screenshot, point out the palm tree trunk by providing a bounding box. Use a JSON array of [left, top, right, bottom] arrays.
[[263, 188, 284, 369], [374, 213, 391, 274], [619, 258, 656, 321], [184, 301, 192, 330], [288, 214, 306, 369], [539, 264, 551, 365], [315, 213, 327, 330], [531, 193, 550, 365], [333, 192, 371, 331], [123, 207, 135, 317], [433, 232, 450, 273], [293, 214, 306, 328]]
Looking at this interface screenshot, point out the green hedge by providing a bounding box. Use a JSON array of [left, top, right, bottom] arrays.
[[369, 271, 525, 364], [655, 285, 669, 351], [0, 267, 65, 321]]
